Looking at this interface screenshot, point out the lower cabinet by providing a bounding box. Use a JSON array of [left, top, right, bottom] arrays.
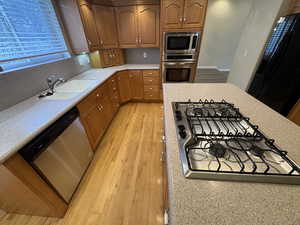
[[143, 70, 161, 100], [80, 105, 106, 149], [129, 70, 144, 100], [77, 69, 160, 150], [117, 71, 132, 103]]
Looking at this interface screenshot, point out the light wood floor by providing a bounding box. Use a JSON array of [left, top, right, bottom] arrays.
[[0, 103, 165, 225]]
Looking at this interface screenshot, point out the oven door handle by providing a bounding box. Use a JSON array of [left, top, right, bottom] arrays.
[[164, 62, 196, 66]]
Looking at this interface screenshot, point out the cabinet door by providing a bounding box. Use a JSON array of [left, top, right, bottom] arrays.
[[81, 105, 105, 149], [117, 71, 132, 103], [78, 2, 100, 51], [137, 5, 160, 48], [93, 5, 119, 49], [129, 70, 144, 100], [161, 0, 184, 29], [115, 6, 138, 48], [101, 49, 113, 67], [182, 0, 207, 28]]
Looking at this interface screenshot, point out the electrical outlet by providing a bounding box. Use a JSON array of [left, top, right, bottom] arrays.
[[143, 52, 147, 58]]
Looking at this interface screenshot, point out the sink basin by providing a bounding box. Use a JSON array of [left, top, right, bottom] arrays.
[[43, 92, 80, 100], [41, 79, 98, 100], [55, 79, 97, 92]]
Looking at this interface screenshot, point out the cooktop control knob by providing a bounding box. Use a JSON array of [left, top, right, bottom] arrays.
[[175, 110, 182, 121], [179, 130, 187, 139]]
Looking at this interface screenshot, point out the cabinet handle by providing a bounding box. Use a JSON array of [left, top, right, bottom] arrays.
[[149, 79, 153, 82], [139, 38, 141, 44], [179, 17, 183, 22], [97, 106, 101, 111], [87, 39, 91, 45], [100, 40, 103, 45], [149, 88, 153, 90], [183, 17, 186, 22], [136, 37, 138, 44]]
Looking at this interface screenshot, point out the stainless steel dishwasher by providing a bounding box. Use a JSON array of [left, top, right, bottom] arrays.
[[20, 107, 94, 203]]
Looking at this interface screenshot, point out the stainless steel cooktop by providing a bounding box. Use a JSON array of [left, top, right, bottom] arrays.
[[172, 100, 300, 184]]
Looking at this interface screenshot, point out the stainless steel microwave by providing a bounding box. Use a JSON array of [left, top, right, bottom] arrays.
[[163, 32, 201, 54]]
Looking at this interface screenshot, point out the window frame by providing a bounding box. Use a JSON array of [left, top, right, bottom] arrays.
[[0, 0, 74, 74]]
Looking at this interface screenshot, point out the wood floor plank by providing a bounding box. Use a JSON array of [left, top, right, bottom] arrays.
[[0, 103, 164, 225]]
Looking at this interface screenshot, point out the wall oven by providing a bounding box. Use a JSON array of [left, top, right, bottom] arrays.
[[162, 61, 196, 83]]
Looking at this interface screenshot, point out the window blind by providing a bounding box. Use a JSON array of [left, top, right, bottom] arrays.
[[0, 0, 70, 72]]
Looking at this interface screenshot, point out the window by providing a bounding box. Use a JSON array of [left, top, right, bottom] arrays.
[[264, 15, 295, 59], [0, 0, 70, 73]]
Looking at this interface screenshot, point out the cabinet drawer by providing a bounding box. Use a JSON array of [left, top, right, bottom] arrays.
[[144, 85, 159, 92], [143, 76, 160, 85], [111, 92, 119, 102], [143, 70, 159, 77], [144, 90, 160, 100]]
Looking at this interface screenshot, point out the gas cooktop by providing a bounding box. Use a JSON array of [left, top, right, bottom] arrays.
[[172, 100, 300, 184]]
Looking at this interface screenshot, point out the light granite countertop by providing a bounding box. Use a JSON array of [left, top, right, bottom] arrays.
[[0, 64, 159, 163], [163, 83, 300, 225]]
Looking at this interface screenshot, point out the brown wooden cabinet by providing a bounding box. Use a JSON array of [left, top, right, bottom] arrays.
[[77, 1, 100, 51], [93, 5, 119, 49], [90, 49, 124, 68], [288, 99, 300, 126], [183, 0, 206, 28], [161, 0, 207, 30], [117, 71, 132, 103], [77, 86, 108, 149], [143, 70, 161, 100], [129, 70, 144, 100], [116, 5, 160, 48], [161, 0, 184, 30], [115, 6, 138, 48], [137, 5, 160, 48]]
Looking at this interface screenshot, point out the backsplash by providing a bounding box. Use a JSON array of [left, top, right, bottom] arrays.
[[0, 54, 90, 111], [124, 48, 160, 64]]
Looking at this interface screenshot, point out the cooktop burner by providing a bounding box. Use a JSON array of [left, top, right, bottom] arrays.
[[172, 100, 300, 184], [209, 143, 227, 158]]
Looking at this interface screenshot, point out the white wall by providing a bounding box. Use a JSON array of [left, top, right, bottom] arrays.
[[227, 0, 284, 90], [198, 0, 253, 70]]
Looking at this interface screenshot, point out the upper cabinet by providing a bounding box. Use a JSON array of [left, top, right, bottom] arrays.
[[115, 6, 138, 48], [77, 1, 100, 51], [161, 0, 207, 30], [116, 5, 160, 48], [137, 5, 160, 48], [161, 0, 184, 29], [93, 5, 119, 49], [57, 0, 98, 53], [183, 0, 206, 28]]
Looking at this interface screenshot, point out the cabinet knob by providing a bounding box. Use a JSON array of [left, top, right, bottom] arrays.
[[149, 80, 153, 82], [149, 88, 153, 90], [179, 17, 183, 22], [96, 93, 100, 97]]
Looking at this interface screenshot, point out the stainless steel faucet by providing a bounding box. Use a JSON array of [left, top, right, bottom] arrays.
[[47, 75, 65, 94]]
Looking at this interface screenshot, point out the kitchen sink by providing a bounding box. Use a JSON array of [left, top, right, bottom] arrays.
[[55, 79, 98, 92], [41, 79, 98, 100], [42, 92, 80, 100]]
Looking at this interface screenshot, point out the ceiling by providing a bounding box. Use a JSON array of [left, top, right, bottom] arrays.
[[92, 0, 160, 6]]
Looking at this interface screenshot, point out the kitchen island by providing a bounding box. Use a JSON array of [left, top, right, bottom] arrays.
[[163, 83, 300, 225]]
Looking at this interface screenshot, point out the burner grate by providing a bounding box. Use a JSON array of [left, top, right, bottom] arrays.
[[172, 99, 300, 183]]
